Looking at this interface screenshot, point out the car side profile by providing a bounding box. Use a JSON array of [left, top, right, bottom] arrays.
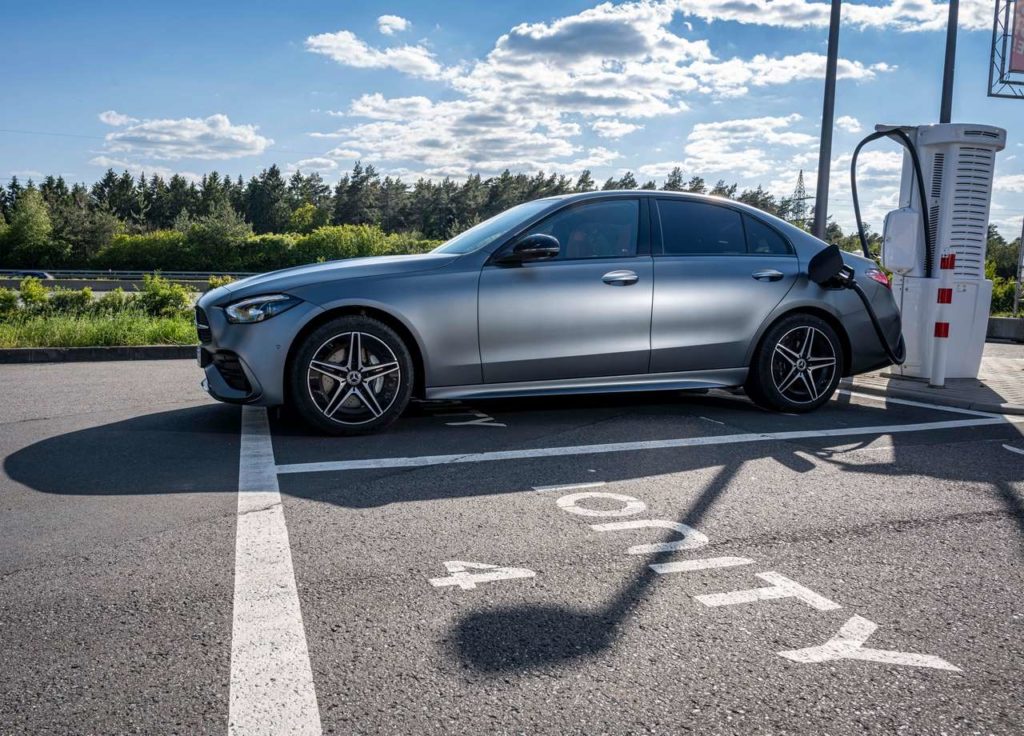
[[196, 191, 901, 435]]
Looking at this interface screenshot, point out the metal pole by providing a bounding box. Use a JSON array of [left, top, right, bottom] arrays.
[[940, 0, 959, 123], [813, 0, 842, 240], [1014, 216, 1024, 317]]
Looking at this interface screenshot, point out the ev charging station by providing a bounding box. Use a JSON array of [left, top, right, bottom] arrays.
[[879, 123, 1007, 382], [813, 0, 1021, 387]]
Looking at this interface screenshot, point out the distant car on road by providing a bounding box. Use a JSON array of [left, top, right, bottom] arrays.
[[2, 270, 53, 280], [196, 191, 901, 434]]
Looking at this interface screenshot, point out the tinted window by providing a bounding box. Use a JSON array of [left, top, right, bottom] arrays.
[[527, 199, 639, 260], [744, 214, 792, 255], [657, 200, 745, 255]]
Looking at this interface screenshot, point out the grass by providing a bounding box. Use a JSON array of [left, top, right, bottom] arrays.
[[0, 312, 197, 348]]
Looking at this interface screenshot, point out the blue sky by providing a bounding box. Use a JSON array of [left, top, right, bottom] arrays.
[[2, 0, 1022, 234]]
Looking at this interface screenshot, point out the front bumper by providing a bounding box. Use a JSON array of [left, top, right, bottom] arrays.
[[195, 295, 324, 406]]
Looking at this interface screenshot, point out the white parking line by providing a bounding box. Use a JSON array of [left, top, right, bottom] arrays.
[[230, 407, 321, 736], [839, 390, 1002, 418], [533, 481, 607, 493], [276, 415, 1014, 475], [1003, 443, 1024, 456]]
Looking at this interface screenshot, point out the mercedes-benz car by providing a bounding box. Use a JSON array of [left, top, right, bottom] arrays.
[[195, 191, 900, 435]]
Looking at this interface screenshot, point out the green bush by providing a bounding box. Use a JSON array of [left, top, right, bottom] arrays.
[[208, 274, 236, 289], [19, 277, 49, 312], [92, 287, 137, 315], [48, 286, 93, 315], [136, 274, 194, 318], [237, 233, 298, 271], [75, 223, 440, 273], [291, 225, 387, 264], [381, 233, 440, 255], [0, 287, 17, 320], [991, 276, 1017, 315], [94, 231, 189, 271]]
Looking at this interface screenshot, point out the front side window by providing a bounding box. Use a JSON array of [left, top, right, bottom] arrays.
[[526, 199, 639, 260], [657, 199, 745, 256]]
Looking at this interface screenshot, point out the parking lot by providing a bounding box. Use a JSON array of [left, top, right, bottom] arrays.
[[2, 359, 1023, 735]]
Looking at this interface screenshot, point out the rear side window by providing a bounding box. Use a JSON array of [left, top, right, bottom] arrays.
[[744, 214, 793, 255], [657, 199, 745, 255]]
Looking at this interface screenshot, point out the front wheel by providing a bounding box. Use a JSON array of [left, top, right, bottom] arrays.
[[746, 314, 843, 413], [290, 315, 414, 435]]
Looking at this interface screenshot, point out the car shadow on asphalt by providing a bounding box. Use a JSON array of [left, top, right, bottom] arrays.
[[3, 404, 241, 496]]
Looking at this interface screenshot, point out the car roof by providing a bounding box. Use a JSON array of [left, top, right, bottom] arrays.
[[540, 189, 788, 223]]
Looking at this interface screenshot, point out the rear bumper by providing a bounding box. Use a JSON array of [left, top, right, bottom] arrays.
[[195, 297, 324, 406]]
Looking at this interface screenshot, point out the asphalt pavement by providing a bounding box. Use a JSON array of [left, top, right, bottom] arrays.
[[1, 359, 1022, 735]]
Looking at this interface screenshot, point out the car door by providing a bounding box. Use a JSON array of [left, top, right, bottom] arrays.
[[479, 197, 653, 384], [650, 198, 798, 373]]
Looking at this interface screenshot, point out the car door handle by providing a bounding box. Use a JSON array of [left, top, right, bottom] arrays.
[[602, 269, 639, 286], [752, 269, 784, 282]]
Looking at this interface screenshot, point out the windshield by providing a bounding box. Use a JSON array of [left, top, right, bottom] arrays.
[[432, 199, 555, 255]]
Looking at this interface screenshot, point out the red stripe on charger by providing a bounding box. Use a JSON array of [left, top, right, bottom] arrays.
[[937, 288, 953, 304], [934, 322, 950, 338]]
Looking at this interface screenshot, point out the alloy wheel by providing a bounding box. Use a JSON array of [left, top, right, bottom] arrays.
[[306, 331, 402, 425], [770, 325, 837, 405]]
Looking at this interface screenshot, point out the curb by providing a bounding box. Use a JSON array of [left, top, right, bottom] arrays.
[[841, 378, 1024, 416], [0, 345, 197, 364]]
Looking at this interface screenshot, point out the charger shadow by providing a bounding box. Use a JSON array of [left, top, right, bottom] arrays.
[[451, 464, 739, 672]]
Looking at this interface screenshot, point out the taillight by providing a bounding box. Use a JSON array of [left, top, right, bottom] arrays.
[[865, 268, 890, 289]]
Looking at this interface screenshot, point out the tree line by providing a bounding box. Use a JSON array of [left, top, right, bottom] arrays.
[[0, 162, 1017, 277]]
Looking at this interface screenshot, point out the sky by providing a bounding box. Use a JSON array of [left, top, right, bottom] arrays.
[[2, 0, 1022, 236]]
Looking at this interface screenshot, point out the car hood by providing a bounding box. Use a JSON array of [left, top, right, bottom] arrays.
[[221, 252, 458, 296]]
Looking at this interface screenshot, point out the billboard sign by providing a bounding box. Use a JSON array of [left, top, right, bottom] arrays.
[[1012, 0, 1024, 73]]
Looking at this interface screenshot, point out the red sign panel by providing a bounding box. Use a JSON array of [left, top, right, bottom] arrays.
[[1013, 0, 1024, 73]]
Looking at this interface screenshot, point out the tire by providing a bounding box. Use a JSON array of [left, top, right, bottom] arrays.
[[290, 315, 414, 435], [746, 313, 843, 413]]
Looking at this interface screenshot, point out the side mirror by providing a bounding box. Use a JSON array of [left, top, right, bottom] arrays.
[[498, 234, 560, 265], [807, 243, 845, 286]]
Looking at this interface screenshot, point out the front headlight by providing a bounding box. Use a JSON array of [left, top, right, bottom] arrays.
[[224, 294, 302, 324]]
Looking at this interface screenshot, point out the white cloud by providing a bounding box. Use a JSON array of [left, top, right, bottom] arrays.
[[289, 157, 338, 171], [98, 110, 138, 126], [99, 112, 272, 160], [325, 147, 363, 160], [377, 14, 410, 36], [304, 1, 894, 176], [836, 115, 863, 133], [305, 30, 444, 79], [682, 114, 817, 177], [672, 0, 991, 32], [592, 119, 644, 139], [994, 174, 1024, 193]]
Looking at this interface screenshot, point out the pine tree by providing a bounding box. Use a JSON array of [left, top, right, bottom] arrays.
[[684, 176, 706, 194], [662, 167, 684, 191], [574, 170, 595, 192], [6, 186, 66, 267], [618, 171, 638, 189]]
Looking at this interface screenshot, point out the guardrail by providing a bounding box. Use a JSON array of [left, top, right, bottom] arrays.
[[0, 269, 257, 280]]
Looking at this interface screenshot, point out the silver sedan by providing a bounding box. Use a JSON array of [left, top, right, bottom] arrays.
[[196, 191, 901, 435]]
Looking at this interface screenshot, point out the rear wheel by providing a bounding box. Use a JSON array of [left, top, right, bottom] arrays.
[[746, 314, 843, 413], [290, 315, 414, 435]]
